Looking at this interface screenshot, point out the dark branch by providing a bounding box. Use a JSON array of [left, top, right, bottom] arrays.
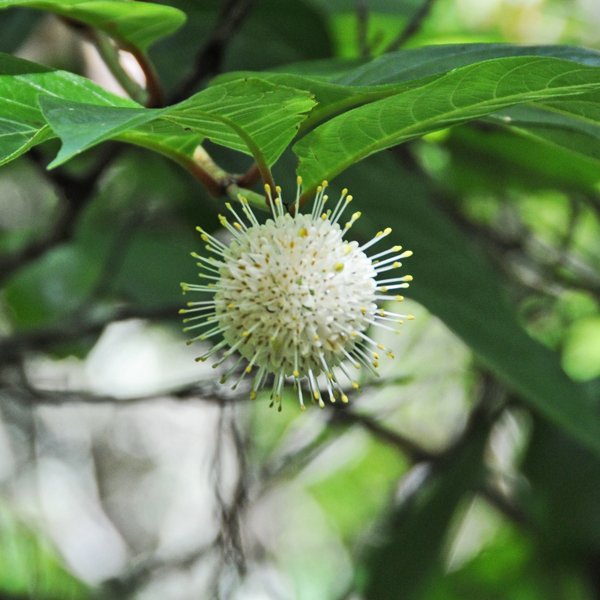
[[170, 0, 257, 104], [356, 0, 370, 58], [386, 0, 437, 52]]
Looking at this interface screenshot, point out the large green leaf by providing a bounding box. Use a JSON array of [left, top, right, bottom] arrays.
[[39, 79, 315, 168], [0, 52, 138, 166], [343, 154, 600, 458], [0, 0, 186, 50], [295, 57, 600, 194], [214, 45, 600, 134]]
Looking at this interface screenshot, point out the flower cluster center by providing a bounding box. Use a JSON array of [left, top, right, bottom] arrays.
[[214, 213, 377, 378]]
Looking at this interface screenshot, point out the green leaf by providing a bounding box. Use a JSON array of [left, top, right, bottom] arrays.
[[39, 78, 315, 168], [0, 52, 138, 166], [0, 0, 186, 51], [485, 91, 600, 169], [214, 45, 600, 135], [343, 154, 600, 458], [295, 57, 600, 194]]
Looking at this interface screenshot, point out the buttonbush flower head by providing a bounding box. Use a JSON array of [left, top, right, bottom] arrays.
[[180, 178, 413, 411]]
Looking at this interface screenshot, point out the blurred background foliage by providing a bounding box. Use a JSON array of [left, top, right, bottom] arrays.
[[1, 0, 600, 599]]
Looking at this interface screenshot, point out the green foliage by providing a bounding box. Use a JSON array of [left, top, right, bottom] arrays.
[[40, 79, 316, 167], [0, 504, 90, 599], [2, 1, 600, 599]]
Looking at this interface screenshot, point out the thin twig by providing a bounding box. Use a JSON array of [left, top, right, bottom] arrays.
[[386, 0, 437, 52], [170, 0, 257, 104], [328, 404, 436, 463], [236, 163, 261, 191]]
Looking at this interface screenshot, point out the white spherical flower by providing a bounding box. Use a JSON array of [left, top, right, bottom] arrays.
[[181, 179, 413, 411]]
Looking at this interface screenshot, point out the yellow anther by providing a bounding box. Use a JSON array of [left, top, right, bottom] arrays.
[[342, 394, 349, 403], [276, 186, 282, 194], [343, 244, 351, 255], [380, 286, 388, 292], [327, 372, 333, 379], [334, 263, 344, 272], [293, 370, 300, 377], [201, 234, 208, 241], [322, 180, 328, 187], [178, 309, 186, 314], [246, 366, 252, 373], [322, 214, 327, 220], [378, 345, 384, 349], [373, 361, 379, 368], [264, 184, 271, 193], [250, 392, 257, 400], [225, 202, 232, 209], [404, 275, 414, 281], [301, 405, 307, 411], [408, 315, 415, 320], [314, 334, 319, 341], [242, 331, 250, 337], [373, 353, 379, 360], [346, 195, 353, 203], [228, 303, 235, 309], [351, 331, 357, 337], [352, 381, 359, 388], [298, 228, 308, 237], [314, 391, 320, 400], [404, 250, 413, 257], [387, 352, 395, 359], [297, 175, 303, 185], [396, 295, 404, 301], [234, 222, 242, 231], [352, 211, 361, 220], [393, 262, 401, 268], [360, 307, 367, 313], [376, 231, 383, 237]]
